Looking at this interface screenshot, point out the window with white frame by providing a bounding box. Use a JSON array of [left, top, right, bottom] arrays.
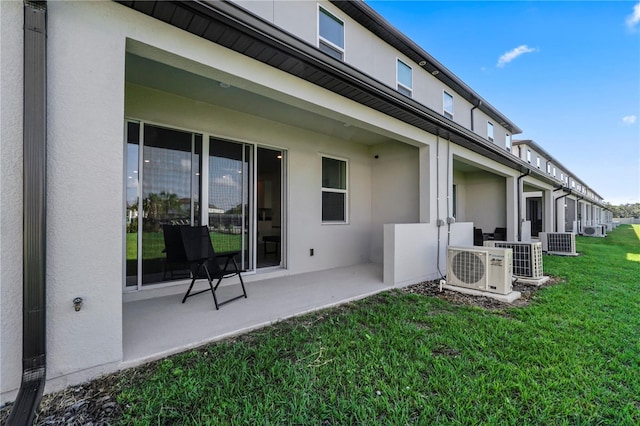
[[318, 7, 344, 60], [546, 163, 551, 174], [443, 91, 454, 119], [322, 156, 347, 222], [572, 181, 576, 188], [536, 156, 540, 168], [526, 149, 531, 163], [396, 59, 413, 97], [487, 122, 494, 142], [505, 133, 511, 151], [553, 167, 556, 177], [560, 172, 564, 181]]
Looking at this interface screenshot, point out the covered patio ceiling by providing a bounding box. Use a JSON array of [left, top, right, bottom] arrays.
[[125, 52, 394, 146]]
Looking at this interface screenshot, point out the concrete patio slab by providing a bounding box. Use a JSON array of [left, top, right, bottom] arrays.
[[122, 263, 390, 368]]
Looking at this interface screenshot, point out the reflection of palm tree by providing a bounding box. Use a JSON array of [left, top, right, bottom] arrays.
[[143, 191, 183, 221]]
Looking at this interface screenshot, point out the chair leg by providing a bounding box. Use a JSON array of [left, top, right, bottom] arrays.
[[181, 277, 197, 303], [182, 262, 217, 306], [233, 257, 248, 299]]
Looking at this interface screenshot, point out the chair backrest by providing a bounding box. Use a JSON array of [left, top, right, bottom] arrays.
[[493, 227, 507, 241], [177, 226, 213, 260], [473, 227, 484, 246], [162, 225, 188, 263]]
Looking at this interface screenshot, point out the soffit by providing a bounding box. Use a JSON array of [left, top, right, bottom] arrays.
[[115, 1, 553, 185], [126, 53, 391, 145]]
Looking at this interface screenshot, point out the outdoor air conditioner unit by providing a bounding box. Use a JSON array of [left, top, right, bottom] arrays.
[[446, 246, 513, 295], [484, 241, 544, 280], [539, 232, 577, 256], [582, 225, 605, 237]]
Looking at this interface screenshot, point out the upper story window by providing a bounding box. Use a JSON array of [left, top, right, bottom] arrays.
[[322, 155, 348, 223], [572, 181, 576, 188], [553, 167, 556, 177], [546, 163, 551, 174], [505, 133, 511, 151], [526, 149, 531, 163], [396, 59, 413, 97], [318, 7, 344, 60], [487, 122, 494, 142], [443, 91, 454, 120], [536, 156, 541, 168], [560, 172, 564, 181]]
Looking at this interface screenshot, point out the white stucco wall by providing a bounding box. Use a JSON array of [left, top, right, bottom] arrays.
[[3, 0, 440, 402], [369, 141, 420, 264], [0, 0, 25, 403], [232, 1, 514, 143], [1, 0, 571, 403], [465, 172, 507, 233], [41, 0, 126, 397]]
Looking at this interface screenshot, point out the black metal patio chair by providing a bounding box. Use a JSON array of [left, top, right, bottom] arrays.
[[165, 225, 247, 310]]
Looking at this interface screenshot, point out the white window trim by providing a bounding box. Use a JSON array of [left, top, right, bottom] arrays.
[[536, 156, 540, 168], [396, 58, 413, 97], [487, 122, 494, 142], [526, 149, 531, 163], [321, 154, 349, 224], [505, 133, 511, 151], [318, 6, 345, 60], [443, 90, 454, 120]]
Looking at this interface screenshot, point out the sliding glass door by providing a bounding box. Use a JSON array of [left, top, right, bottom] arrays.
[[125, 121, 285, 291], [208, 138, 252, 271], [126, 122, 202, 288]]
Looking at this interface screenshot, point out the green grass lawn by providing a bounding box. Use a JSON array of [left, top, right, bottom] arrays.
[[126, 231, 244, 260], [116, 225, 640, 425]]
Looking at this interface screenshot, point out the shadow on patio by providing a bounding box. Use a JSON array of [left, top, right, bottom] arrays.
[[122, 263, 389, 367]]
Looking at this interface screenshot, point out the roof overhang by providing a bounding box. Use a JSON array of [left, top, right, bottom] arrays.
[[115, 0, 556, 186], [329, 0, 522, 135]]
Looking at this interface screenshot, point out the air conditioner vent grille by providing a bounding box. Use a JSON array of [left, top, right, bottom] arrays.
[[539, 232, 576, 255], [485, 241, 543, 279], [451, 250, 485, 284]]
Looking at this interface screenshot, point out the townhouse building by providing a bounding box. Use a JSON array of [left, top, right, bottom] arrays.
[[1, 0, 608, 409], [512, 140, 606, 235]]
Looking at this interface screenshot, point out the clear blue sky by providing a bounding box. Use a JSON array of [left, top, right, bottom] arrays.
[[367, 0, 640, 205]]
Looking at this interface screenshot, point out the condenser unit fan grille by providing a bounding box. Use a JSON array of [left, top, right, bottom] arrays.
[[489, 242, 543, 278], [547, 233, 574, 252], [584, 227, 596, 235], [451, 250, 485, 284]]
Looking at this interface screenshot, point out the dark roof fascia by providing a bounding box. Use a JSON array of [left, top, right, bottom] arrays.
[[116, 0, 554, 186], [330, 0, 523, 135], [513, 139, 604, 201]]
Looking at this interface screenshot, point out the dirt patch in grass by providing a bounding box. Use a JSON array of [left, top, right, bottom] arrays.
[[0, 277, 560, 425]]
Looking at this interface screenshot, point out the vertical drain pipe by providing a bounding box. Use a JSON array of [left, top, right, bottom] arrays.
[[8, 1, 48, 424], [470, 99, 481, 131], [516, 169, 530, 242]]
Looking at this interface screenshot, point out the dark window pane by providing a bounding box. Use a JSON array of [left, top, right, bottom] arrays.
[[322, 192, 345, 222], [322, 157, 346, 189]]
